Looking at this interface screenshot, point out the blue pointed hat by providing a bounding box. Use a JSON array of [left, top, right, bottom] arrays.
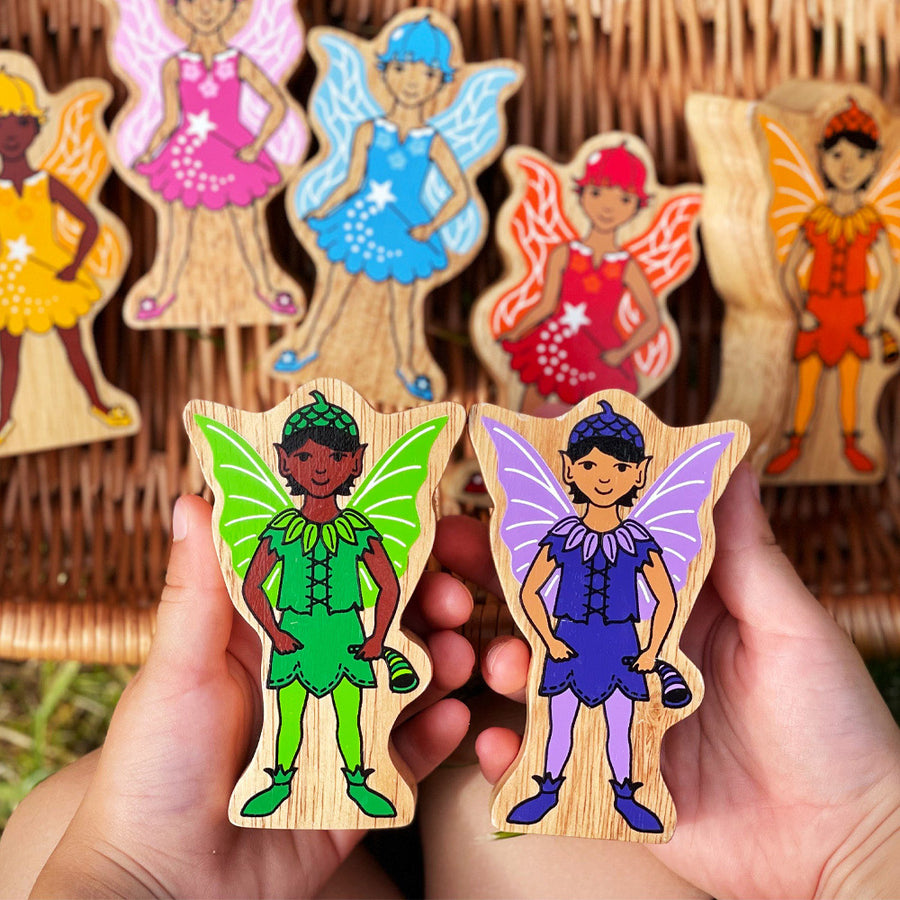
[[377, 16, 455, 81], [568, 400, 645, 454]]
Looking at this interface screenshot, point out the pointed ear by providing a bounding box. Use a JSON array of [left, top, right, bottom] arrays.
[[635, 456, 652, 489], [560, 450, 575, 486], [351, 444, 367, 477], [275, 444, 290, 480]]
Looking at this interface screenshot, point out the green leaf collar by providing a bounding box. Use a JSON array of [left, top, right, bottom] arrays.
[[268, 508, 371, 555]]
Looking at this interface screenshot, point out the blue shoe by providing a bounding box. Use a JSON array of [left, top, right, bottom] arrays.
[[654, 659, 692, 709], [396, 370, 434, 401], [506, 773, 564, 825], [610, 778, 664, 833], [274, 350, 318, 373]]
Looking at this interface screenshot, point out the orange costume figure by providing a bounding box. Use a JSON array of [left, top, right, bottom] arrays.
[[766, 100, 896, 475]]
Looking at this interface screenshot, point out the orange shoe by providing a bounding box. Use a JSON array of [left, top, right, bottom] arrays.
[[765, 434, 803, 475], [843, 433, 875, 473], [91, 406, 132, 428]]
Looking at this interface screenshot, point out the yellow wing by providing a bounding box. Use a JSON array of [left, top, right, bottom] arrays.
[[39, 89, 124, 281], [867, 149, 900, 268], [759, 113, 825, 265]]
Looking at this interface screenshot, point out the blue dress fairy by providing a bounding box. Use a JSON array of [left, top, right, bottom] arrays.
[[308, 118, 449, 285]]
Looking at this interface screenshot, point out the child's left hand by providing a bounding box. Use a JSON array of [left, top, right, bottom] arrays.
[[11, 495, 472, 899]]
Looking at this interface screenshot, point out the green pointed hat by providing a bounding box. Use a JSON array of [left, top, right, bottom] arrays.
[[282, 390, 359, 442]]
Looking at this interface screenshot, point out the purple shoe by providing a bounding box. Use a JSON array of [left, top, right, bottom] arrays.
[[506, 773, 565, 825], [610, 778, 664, 833]]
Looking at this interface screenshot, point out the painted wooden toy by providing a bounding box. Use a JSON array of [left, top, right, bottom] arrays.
[[0, 52, 140, 457], [687, 82, 900, 483], [268, 10, 523, 407], [472, 138, 702, 412], [102, 0, 307, 329], [470, 392, 748, 840], [185, 379, 464, 828]]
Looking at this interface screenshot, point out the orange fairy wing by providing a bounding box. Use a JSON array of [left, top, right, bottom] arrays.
[[758, 112, 824, 265], [39, 89, 125, 280], [620, 192, 701, 377], [489, 155, 578, 337], [867, 149, 900, 282]]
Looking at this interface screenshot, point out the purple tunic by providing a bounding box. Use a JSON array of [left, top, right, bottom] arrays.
[[538, 516, 661, 706]]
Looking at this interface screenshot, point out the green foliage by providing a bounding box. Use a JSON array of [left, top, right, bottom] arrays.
[[0, 660, 133, 832]]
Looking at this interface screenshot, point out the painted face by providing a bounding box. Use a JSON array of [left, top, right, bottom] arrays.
[[579, 184, 640, 232], [382, 60, 444, 108], [277, 438, 364, 499], [175, 0, 236, 36], [0, 115, 39, 159], [820, 137, 879, 193], [563, 447, 649, 508]]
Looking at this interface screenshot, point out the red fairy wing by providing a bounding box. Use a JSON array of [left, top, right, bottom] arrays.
[[620, 192, 700, 376], [489, 154, 577, 337]]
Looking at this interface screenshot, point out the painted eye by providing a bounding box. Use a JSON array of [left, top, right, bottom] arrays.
[[580, 461, 595, 470], [615, 463, 630, 473], [331, 451, 346, 461], [297, 452, 311, 462]]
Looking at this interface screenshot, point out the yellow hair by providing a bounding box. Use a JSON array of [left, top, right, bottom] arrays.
[[0, 69, 47, 123]]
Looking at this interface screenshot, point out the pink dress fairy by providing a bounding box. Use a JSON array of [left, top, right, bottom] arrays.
[[503, 241, 639, 403], [137, 48, 281, 210]]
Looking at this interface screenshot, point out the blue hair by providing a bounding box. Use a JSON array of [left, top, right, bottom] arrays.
[[377, 16, 455, 83]]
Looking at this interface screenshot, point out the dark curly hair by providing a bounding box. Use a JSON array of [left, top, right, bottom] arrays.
[[277, 424, 364, 497]]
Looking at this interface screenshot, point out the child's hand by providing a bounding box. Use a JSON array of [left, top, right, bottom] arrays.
[[19, 495, 472, 899], [435, 465, 900, 899]]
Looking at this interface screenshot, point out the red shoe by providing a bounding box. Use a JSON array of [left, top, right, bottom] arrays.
[[843, 433, 875, 472], [765, 433, 803, 475]]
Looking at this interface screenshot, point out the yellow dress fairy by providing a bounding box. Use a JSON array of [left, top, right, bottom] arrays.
[[0, 171, 101, 335]]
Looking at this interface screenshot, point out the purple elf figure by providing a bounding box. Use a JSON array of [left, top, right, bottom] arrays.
[[505, 402, 689, 833]]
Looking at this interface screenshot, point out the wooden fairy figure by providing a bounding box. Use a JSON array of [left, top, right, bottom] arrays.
[[765, 99, 897, 475], [0, 66, 135, 449], [105, 0, 307, 326], [475, 140, 700, 413]]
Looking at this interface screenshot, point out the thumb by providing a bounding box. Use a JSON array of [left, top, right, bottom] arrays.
[[709, 463, 837, 640], [144, 494, 233, 682]]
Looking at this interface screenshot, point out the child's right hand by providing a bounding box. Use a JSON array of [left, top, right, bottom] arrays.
[[435, 464, 900, 899]]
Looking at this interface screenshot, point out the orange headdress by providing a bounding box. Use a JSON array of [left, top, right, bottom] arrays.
[[823, 98, 880, 144]]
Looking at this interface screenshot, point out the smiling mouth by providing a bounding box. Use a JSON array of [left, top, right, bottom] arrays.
[[311, 477, 330, 486]]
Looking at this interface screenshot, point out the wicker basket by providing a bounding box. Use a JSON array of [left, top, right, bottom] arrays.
[[2, 0, 900, 665]]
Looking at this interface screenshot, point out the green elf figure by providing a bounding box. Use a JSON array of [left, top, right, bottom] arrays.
[[239, 391, 400, 818]]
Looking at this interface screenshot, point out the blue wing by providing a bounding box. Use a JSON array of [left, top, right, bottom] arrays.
[[293, 33, 382, 218], [424, 66, 519, 254], [631, 434, 735, 613], [481, 417, 575, 612]]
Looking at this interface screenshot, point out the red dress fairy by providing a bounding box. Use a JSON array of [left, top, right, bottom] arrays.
[[503, 242, 639, 403]]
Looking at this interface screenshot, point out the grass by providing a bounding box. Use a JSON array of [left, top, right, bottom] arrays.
[[1, 655, 899, 837]]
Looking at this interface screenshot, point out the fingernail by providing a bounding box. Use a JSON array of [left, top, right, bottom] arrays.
[[484, 641, 505, 676], [172, 497, 188, 542]]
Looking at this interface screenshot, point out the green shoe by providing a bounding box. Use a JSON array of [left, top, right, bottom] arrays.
[[343, 766, 397, 818], [241, 766, 295, 817]]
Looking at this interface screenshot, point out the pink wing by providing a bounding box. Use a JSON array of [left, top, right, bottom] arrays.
[[489, 155, 577, 337], [231, 0, 307, 167], [620, 192, 702, 377], [110, 0, 183, 168]]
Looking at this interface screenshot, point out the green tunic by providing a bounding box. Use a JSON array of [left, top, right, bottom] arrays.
[[260, 508, 382, 697]]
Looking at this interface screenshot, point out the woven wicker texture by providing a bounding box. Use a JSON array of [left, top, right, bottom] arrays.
[[2, 0, 900, 664]]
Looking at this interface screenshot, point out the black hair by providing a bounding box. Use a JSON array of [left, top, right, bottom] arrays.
[[564, 434, 647, 508], [820, 130, 880, 191], [277, 425, 364, 497]]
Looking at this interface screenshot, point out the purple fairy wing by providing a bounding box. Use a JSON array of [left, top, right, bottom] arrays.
[[631, 433, 736, 600], [481, 417, 576, 611]]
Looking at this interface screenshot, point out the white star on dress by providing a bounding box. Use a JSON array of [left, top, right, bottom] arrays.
[[559, 301, 591, 334], [6, 235, 33, 264], [186, 109, 217, 142], [365, 180, 396, 212]]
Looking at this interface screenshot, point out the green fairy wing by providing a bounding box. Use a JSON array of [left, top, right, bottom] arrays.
[[348, 415, 448, 608], [192, 414, 291, 603]]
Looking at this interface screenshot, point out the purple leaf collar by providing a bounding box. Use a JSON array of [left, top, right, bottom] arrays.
[[550, 516, 652, 564]]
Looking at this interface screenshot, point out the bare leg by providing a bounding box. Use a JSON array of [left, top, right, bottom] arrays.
[[56, 325, 105, 411], [0, 329, 22, 431], [228, 204, 295, 313], [157, 205, 194, 300], [388, 280, 435, 399]]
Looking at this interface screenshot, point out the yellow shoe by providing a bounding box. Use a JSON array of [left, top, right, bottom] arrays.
[[91, 406, 132, 428], [0, 418, 15, 445]]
